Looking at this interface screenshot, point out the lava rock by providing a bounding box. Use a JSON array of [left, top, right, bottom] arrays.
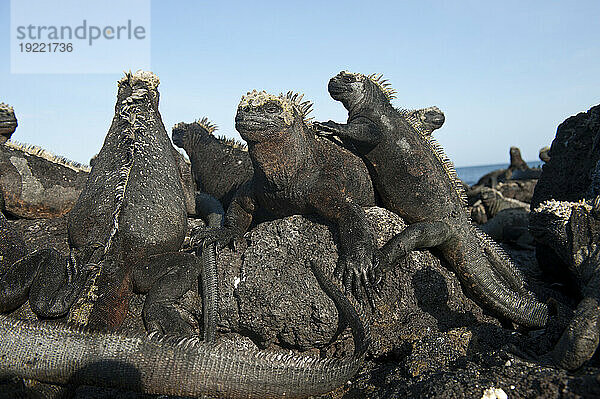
[[532, 104, 600, 208]]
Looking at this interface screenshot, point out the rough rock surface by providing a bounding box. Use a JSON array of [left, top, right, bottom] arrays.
[[532, 104, 600, 208], [0, 143, 89, 219], [3, 208, 600, 398], [482, 208, 533, 248], [214, 207, 497, 358]]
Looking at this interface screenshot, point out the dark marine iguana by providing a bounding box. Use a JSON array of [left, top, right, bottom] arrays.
[[530, 198, 600, 370], [0, 263, 369, 398], [1, 208, 370, 397], [314, 71, 549, 328], [172, 118, 253, 211], [0, 71, 202, 335], [0, 103, 17, 144], [0, 141, 90, 218], [195, 90, 382, 304], [172, 109, 442, 211]]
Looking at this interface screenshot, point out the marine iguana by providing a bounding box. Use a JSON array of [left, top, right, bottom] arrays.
[[172, 118, 253, 210], [1, 209, 369, 397], [0, 71, 201, 334], [314, 71, 548, 328], [195, 90, 380, 304], [530, 199, 600, 370], [0, 141, 90, 218], [0, 103, 17, 144]]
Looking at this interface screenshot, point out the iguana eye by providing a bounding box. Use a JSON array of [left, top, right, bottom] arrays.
[[265, 103, 280, 114]]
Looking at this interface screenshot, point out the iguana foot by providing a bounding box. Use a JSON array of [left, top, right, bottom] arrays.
[[144, 301, 195, 335], [313, 121, 341, 136], [134, 252, 200, 335], [552, 297, 600, 370], [335, 248, 380, 309], [17, 249, 94, 318], [191, 226, 237, 250]]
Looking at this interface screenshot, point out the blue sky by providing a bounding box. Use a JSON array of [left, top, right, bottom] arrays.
[[1, 0, 599, 167]]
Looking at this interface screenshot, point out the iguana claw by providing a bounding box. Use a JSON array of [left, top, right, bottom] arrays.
[[313, 121, 340, 135], [191, 226, 236, 250], [335, 249, 380, 310]]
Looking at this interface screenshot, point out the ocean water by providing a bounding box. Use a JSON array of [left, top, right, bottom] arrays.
[[456, 160, 543, 186]]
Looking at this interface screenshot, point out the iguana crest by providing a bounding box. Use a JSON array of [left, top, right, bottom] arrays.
[[195, 117, 218, 133], [3, 140, 91, 172], [0, 103, 14, 116], [366, 73, 397, 100], [173, 118, 247, 150], [239, 90, 313, 126], [341, 72, 398, 102]]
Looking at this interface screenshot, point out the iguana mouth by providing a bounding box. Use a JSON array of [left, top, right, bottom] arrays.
[[235, 115, 270, 132], [328, 82, 348, 95]]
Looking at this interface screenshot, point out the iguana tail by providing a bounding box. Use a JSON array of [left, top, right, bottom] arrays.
[[0, 261, 369, 399], [449, 225, 549, 328]]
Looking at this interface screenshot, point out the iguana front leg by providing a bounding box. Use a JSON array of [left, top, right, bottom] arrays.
[[307, 179, 378, 308], [192, 181, 256, 249], [314, 117, 381, 148], [133, 252, 200, 335], [378, 221, 452, 271], [0, 248, 95, 317]]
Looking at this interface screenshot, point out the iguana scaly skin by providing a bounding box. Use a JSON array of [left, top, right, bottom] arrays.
[[530, 199, 600, 370], [315, 71, 548, 328], [0, 257, 370, 398], [0, 141, 90, 218], [0, 103, 17, 144], [196, 90, 380, 304], [0, 71, 200, 335], [173, 118, 253, 210]]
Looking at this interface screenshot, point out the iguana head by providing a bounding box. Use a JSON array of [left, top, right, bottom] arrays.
[[327, 71, 396, 111], [235, 90, 312, 143], [530, 199, 600, 276], [416, 106, 445, 133], [0, 103, 17, 144], [172, 118, 218, 149], [529, 200, 580, 264], [117, 70, 160, 112]]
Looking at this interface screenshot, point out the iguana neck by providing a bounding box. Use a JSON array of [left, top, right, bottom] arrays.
[[247, 124, 315, 190], [346, 93, 395, 124]]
